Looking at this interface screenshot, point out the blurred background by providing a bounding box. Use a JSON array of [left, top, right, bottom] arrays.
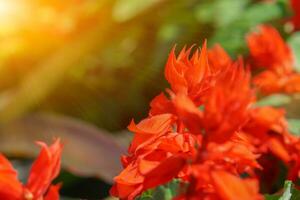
[[0, 0, 297, 199]]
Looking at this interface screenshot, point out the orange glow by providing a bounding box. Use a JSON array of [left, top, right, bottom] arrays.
[[0, 0, 29, 34]]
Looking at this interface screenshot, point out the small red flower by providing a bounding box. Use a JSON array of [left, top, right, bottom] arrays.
[[0, 139, 63, 200], [247, 25, 293, 72], [247, 25, 300, 94]]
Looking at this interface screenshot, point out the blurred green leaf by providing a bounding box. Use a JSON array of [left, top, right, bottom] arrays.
[[138, 190, 154, 200], [113, 0, 164, 22], [265, 181, 300, 200], [194, 2, 216, 23], [256, 94, 292, 107], [265, 195, 280, 200], [288, 32, 300, 72], [0, 113, 126, 183], [152, 186, 173, 200], [280, 181, 293, 200], [287, 119, 300, 136], [137, 179, 181, 200], [195, 0, 249, 27], [214, 0, 249, 27], [211, 1, 288, 55]]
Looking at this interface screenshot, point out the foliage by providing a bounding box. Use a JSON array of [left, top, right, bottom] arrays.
[[265, 181, 300, 200], [137, 179, 181, 200]]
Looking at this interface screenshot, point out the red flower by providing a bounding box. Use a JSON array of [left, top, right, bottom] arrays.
[[112, 40, 291, 200], [111, 110, 200, 199], [0, 139, 63, 200], [164, 41, 211, 105], [110, 131, 198, 200], [176, 131, 262, 199], [241, 106, 300, 187], [203, 60, 253, 143], [247, 25, 300, 94], [247, 25, 293, 72]]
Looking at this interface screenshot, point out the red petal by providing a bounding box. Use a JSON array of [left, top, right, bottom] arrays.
[[165, 46, 188, 94], [26, 139, 63, 198], [143, 156, 186, 189], [211, 170, 262, 200], [128, 114, 174, 135], [44, 184, 61, 200], [0, 154, 22, 200]]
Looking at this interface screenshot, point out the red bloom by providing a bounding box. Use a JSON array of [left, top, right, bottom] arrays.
[[177, 136, 262, 200], [112, 40, 289, 200], [247, 25, 300, 94], [111, 110, 199, 199], [164, 41, 211, 105], [203, 60, 253, 143], [0, 139, 63, 200], [243, 107, 290, 160], [247, 25, 293, 72], [241, 106, 300, 188], [110, 131, 198, 200]]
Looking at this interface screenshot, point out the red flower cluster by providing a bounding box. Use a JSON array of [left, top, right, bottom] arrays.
[[247, 25, 300, 94], [111, 24, 300, 200], [0, 139, 63, 200]]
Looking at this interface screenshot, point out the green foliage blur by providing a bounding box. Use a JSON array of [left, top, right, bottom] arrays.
[[0, 0, 290, 131]]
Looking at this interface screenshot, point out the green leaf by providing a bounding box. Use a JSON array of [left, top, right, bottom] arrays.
[[195, 0, 249, 27], [255, 94, 291, 107], [265, 194, 280, 200], [113, 0, 163, 22], [152, 186, 173, 200], [214, 0, 249, 27], [287, 119, 300, 136], [265, 181, 300, 200], [137, 179, 181, 200], [166, 179, 180, 197], [138, 189, 154, 200], [288, 32, 300, 72], [211, 1, 288, 55], [280, 181, 293, 200]]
